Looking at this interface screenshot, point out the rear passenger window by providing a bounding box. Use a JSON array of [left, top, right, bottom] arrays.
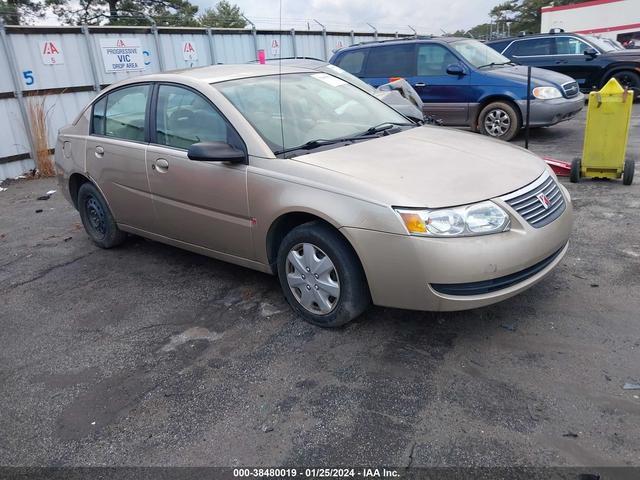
[[94, 84, 150, 142], [509, 38, 554, 57], [335, 50, 366, 75], [364, 44, 415, 77], [555, 37, 591, 55]]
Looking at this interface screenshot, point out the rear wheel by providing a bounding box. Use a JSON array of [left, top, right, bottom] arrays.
[[570, 157, 581, 183], [477, 101, 521, 141], [276, 221, 370, 328], [77, 182, 127, 248], [612, 71, 640, 100], [623, 159, 635, 185]]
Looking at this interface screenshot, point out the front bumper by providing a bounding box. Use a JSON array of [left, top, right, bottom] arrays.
[[340, 183, 573, 312], [516, 93, 585, 127]]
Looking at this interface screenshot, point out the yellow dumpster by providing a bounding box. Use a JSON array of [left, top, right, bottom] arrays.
[[571, 78, 635, 185]]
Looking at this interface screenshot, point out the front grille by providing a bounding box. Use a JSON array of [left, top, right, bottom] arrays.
[[502, 172, 566, 228], [562, 81, 580, 98], [431, 245, 566, 296]]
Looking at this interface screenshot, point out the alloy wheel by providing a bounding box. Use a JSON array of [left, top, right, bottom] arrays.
[[285, 243, 340, 315], [484, 108, 511, 137]]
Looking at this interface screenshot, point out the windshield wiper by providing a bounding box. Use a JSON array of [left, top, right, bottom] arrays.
[[363, 121, 415, 135], [478, 60, 516, 69], [274, 135, 379, 156]]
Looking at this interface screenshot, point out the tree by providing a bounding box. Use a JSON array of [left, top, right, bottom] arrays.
[[46, 0, 200, 26], [0, 0, 43, 25], [198, 0, 246, 28]]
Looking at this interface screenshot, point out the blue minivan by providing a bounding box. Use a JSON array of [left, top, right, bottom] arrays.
[[330, 37, 585, 141]]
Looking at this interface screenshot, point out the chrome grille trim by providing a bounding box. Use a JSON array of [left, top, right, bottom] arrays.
[[561, 81, 580, 98], [501, 171, 566, 228]]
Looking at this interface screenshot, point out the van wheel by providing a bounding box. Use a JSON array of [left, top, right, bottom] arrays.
[[77, 182, 127, 248], [478, 101, 521, 141], [276, 221, 370, 328], [612, 71, 640, 99], [570, 157, 581, 183], [623, 159, 635, 185]]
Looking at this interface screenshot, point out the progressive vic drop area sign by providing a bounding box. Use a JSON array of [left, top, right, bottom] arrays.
[[99, 38, 146, 73]]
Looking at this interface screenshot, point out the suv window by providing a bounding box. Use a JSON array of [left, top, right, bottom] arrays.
[[508, 38, 554, 57], [95, 84, 150, 142], [335, 50, 366, 75], [364, 44, 415, 77], [155, 84, 238, 150], [554, 36, 591, 55], [417, 44, 458, 76]]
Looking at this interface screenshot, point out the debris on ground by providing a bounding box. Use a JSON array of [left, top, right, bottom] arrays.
[[590, 284, 599, 288], [35, 209, 43, 213], [562, 432, 579, 438], [500, 323, 517, 332], [261, 424, 274, 433], [37, 190, 56, 201], [623, 383, 640, 390], [63, 236, 72, 242], [0, 187, 7, 192]]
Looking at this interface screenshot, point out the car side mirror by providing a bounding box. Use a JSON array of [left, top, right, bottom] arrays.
[[584, 48, 598, 58], [187, 142, 247, 163], [446, 64, 465, 76]]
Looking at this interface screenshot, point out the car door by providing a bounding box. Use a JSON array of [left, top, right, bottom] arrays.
[[360, 43, 416, 88], [503, 37, 556, 70], [86, 83, 156, 232], [551, 36, 601, 90], [411, 43, 470, 125], [146, 83, 253, 259]]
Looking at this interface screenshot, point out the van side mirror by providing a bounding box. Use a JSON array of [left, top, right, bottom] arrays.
[[187, 142, 247, 163], [446, 64, 465, 76], [584, 48, 598, 58]]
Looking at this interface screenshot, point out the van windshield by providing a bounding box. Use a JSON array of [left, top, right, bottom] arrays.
[[450, 39, 512, 68], [214, 73, 410, 154]]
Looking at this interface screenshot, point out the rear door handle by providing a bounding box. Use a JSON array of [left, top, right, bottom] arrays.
[[95, 146, 104, 157], [152, 158, 169, 172], [555, 60, 568, 64], [414, 82, 427, 87]]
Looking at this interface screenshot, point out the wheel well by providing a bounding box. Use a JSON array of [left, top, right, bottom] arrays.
[[474, 96, 522, 128], [604, 68, 640, 86], [69, 173, 90, 209]]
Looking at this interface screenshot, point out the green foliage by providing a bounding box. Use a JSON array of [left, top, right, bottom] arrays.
[[0, 0, 43, 24], [198, 0, 247, 28]]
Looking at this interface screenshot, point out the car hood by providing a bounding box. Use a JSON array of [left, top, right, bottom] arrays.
[[486, 65, 575, 87], [291, 126, 546, 209]]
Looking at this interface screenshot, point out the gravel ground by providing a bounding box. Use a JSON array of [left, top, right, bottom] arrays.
[[0, 108, 639, 469]]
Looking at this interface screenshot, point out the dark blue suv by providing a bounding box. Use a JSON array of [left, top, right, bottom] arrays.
[[330, 37, 584, 141]]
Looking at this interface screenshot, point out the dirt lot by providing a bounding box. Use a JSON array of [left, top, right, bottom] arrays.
[[1, 110, 639, 469]]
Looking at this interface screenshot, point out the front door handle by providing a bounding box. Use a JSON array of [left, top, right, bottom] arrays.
[[152, 158, 169, 173], [414, 82, 427, 87], [95, 146, 104, 157]]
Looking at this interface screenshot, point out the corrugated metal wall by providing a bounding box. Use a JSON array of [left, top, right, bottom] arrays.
[[0, 25, 399, 181]]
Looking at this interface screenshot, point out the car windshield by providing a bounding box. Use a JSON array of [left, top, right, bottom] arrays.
[[585, 35, 622, 52], [214, 72, 410, 154], [450, 39, 512, 68]]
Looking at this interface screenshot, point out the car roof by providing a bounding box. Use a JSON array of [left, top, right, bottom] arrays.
[[338, 36, 470, 51], [124, 63, 316, 84], [487, 32, 587, 44]]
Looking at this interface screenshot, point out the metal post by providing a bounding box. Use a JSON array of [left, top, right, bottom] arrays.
[[242, 15, 258, 60], [408, 25, 417, 37], [395, 31, 399, 39], [525, 65, 532, 150], [148, 20, 165, 71], [0, 19, 37, 165], [81, 24, 101, 92], [206, 28, 217, 65], [291, 28, 297, 58], [314, 20, 327, 61], [350, 30, 355, 46], [367, 23, 378, 41]]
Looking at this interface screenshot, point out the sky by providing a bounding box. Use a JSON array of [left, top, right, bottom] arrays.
[[197, 0, 500, 35]]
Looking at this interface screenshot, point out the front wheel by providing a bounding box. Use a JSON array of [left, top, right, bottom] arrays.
[[77, 182, 127, 248], [612, 71, 640, 100], [276, 221, 370, 328], [623, 159, 635, 185], [477, 101, 521, 141]]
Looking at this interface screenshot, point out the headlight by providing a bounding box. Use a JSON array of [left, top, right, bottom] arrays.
[[532, 86, 562, 100], [395, 201, 510, 237]]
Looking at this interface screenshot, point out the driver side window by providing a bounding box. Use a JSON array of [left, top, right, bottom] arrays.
[[155, 85, 238, 150], [417, 44, 458, 76]]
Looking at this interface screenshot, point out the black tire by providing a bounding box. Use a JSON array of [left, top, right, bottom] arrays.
[[477, 101, 521, 142], [77, 182, 127, 248], [570, 157, 581, 183], [276, 221, 370, 328], [623, 159, 635, 186], [612, 71, 640, 100]]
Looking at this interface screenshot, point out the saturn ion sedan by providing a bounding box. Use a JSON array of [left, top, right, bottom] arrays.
[[55, 64, 573, 327]]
